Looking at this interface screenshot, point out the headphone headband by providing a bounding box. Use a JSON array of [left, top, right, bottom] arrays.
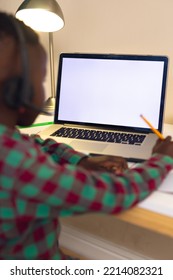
[[2, 14, 51, 115]]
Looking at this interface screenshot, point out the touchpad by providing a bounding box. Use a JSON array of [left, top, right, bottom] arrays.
[[69, 140, 107, 153]]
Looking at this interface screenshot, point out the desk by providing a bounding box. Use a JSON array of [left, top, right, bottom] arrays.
[[122, 124, 173, 235], [22, 118, 173, 259], [59, 123, 173, 260]]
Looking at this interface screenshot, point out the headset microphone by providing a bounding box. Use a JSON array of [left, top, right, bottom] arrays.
[[25, 103, 52, 116]]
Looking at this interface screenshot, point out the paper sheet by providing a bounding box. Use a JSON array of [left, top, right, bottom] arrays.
[[138, 191, 173, 218], [158, 170, 173, 194]]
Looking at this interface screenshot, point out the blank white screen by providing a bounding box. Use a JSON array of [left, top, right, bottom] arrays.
[[58, 57, 164, 129]]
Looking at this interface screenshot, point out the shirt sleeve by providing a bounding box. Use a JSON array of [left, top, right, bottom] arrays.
[[14, 142, 173, 218], [33, 136, 87, 165]]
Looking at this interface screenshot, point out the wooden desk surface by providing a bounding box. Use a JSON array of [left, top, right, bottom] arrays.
[[117, 206, 173, 238]]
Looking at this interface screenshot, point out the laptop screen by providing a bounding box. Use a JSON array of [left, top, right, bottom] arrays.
[[55, 53, 168, 132]]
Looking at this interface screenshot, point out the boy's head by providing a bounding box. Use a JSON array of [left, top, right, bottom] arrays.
[[0, 12, 47, 127]]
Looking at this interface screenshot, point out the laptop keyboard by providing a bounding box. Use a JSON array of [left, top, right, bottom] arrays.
[[51, 127, 146, 145]]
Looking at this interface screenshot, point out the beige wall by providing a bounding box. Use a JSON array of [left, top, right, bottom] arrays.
[[1, 0, 173, 123]]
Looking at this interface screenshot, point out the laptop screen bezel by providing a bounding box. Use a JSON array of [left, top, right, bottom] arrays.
[[54, 53, 168, 134]]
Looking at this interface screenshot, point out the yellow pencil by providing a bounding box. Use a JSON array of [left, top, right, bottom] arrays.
[[140, 114, 165, 140]]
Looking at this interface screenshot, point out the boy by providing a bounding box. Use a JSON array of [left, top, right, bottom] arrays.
[[0, 12, 173, 259]]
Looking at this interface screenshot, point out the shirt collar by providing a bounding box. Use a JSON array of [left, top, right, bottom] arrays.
[[0, 123, 22, 140]]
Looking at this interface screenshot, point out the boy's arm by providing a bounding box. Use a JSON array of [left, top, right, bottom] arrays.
[[17, 150, 173, 217], [33, 136, 86, 165], [33, 136, 127, 173]]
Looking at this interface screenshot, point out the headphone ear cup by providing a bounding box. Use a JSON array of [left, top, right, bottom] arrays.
[[2, 76, 33, 109], [3, 77, 24, 109]]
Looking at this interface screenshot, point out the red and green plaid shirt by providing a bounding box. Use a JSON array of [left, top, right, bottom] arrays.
[[0, 124, 173, 259]]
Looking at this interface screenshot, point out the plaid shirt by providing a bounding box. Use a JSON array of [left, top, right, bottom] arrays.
[[0, 124, 173, 260]]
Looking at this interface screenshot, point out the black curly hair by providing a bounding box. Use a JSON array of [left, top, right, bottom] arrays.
[[0, 11, 39, 45]]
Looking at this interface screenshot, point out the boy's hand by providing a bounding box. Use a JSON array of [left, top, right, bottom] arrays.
[[152, 136, 173, 158], [78, 155, 128, 174]]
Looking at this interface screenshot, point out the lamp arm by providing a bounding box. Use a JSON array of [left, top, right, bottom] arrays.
[[49, 32, 56, 98]]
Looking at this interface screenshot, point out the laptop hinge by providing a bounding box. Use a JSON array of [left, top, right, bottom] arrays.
[[62, 123, 149, 134]]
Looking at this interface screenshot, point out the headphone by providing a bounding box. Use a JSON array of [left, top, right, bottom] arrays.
[[2, 16, 50, 115]]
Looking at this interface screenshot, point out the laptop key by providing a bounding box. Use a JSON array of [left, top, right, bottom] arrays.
[[51, 128, 146, 145]]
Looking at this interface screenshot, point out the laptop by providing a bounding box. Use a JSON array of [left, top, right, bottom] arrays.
[[39, 53, 168, 162]]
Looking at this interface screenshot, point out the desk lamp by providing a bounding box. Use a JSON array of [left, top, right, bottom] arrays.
[[16, 0, 65, 114]]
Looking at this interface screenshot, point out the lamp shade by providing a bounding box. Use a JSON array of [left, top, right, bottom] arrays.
[[16, 0, 64, 32]]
